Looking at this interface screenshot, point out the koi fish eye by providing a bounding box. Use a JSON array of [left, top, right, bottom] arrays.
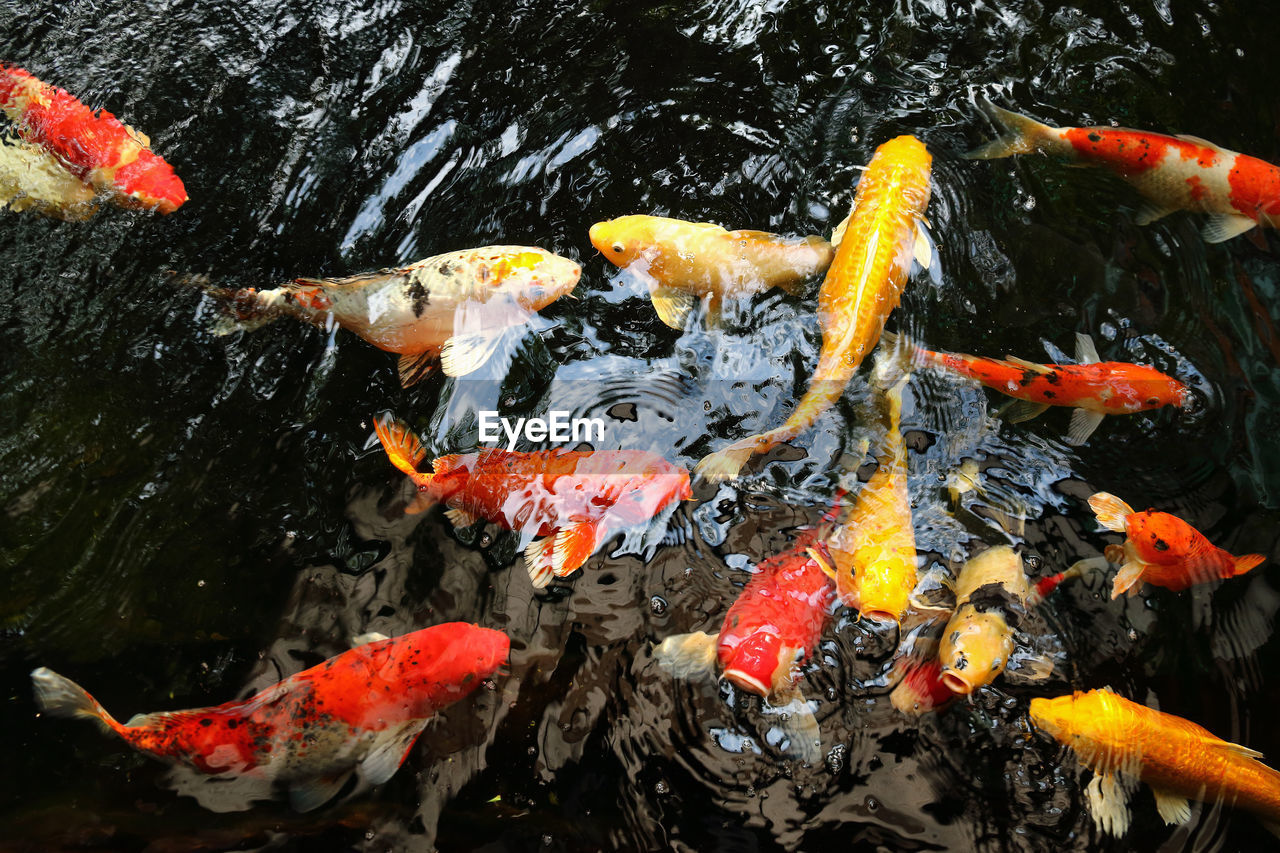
[[1153, 538, 1170, 551], [611, 243, 624, 254], [1146, 396, 1160, 406]]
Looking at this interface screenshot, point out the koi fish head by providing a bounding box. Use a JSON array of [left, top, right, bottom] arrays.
[[478, 249, 579, 313], [393, 623, 509, 710], [112, 149, 188, 214], [719, 631, 786, 696], [864, 135, 933, 211], [588, 215, 658, 270], [937, 608, 1013, 695], [1123, 510, 1198, 566], [1029, 690, 1136, 772]]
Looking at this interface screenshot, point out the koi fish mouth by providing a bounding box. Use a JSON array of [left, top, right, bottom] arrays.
[[939, 670, 974, 695]]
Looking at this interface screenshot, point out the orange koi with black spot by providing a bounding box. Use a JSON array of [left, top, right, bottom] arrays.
[[0, 63, 186, 213], [970, 100, 1280, 243], [31, 623, 508, 811], [1089, 492, 1264, 598]]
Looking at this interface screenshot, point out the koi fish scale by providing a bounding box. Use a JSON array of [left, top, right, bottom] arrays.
[[31, 623, 509, 810]]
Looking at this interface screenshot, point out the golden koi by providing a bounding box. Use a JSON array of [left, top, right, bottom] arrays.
[[588, 214, 832, 327], [207, 246, 580, 387], [695, 135, 934, 482], [1031, 688, 1280, 837]]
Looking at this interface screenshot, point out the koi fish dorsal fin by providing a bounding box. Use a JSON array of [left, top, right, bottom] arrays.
[[1004, 355, 1053, 374], [1088, 492, 1134, 533], [1073, 333, 1101, 364], [375, 417, 427, 475], [653, 631, 718, 679], [1174, 133, 1220, 150]]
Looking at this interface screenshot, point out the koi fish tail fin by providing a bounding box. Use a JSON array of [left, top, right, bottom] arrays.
[[653, 631, 719, 680], [966, 99, 1055, 160], [1087, 492, 1134, 533], [199, 283, 288, 335], [1026, 556, 1107, 606], [693, 435, 762, 484], [1232, 553, 1266, 578], [375, 416, 439, 513], [30, 668, 121, 735]]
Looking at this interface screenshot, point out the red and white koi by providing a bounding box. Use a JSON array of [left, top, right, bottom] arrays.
[[375, 416, 693, 588], [1089, 492, 1265, 598], [0, 63, 187, 213], [208, 246, 580, 387], [31, 623, 509, 812], [969, 100, 1280, 243], [654, 525, 836, 761], [894, 331, 1190, 445]]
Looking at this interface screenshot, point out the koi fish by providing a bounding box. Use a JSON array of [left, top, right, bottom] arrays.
[[0, 134, 98, 220], [695, 135, 933, 482], [588, 214, 832, 327], [30, 623, 509, 812], [892, 331, 1190, 445], [654, 526, 836, 762], [209, 246, 580, 387], [885, 569, 958, 716], [0, 63, 186, 213], [1030, 688, 1280, 837], [1088, 491, 1264, 598], [937, 546, 1085, 695], [375, 416, 692, 588], [969, 99, 1280, 244], [809, 349, 917, 623]]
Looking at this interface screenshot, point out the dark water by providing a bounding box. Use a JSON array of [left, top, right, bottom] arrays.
[[4, 0, 1280, 849]]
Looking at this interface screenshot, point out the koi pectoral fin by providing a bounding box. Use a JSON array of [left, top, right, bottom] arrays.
[[523, 537, 556, 589], [1088, 492, 1134, 533], [1002, 650, 1054, 683], [649, 285, 696, 329], [397, 351, 437, 388], [1202, 213, 1257, 244], [1110, 562, 1146, 600], [653, 631, 718, 680], [762, 682, 821, 764], [1067, 409, 1106, 446], [1085, 772, 1132, 837], [359, 720, 430, 786], [289, 771, 353, 813], [350, 632, 390, 647], [551, 521, 602, 578], [1151, 786, 1193, 826], [440, 330, 507, 377], [1001, 399, 1050, 424]]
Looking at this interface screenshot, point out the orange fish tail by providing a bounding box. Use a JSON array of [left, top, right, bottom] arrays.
[[1232, 553, 1266, 578], [375, 416, 431, 480], [30, 667, 126, 738]]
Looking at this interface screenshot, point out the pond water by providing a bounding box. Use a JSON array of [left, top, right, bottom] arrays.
[[3, 0, 1280, 850]]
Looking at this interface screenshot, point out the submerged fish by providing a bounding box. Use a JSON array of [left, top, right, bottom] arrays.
[[1030, 688, 1280, 837], [1088, 491, 1264, 598], [696, 135, 934, 482], [810, 350, 917, 623], [0, 63, 186, 213], [588, 214, 832, 327], [209, 246, 580, 387], [886, 569, 958, 717], [375, 416, 692, 588], [31, 623, 509, 812], [894, 331, 1189, 445], [969, 99, 1280, 243], [654, 525, 836, 762]]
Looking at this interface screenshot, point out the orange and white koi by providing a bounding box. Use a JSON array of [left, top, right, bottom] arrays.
[[31, 623, 508, 812], [969, 100, 1280, 244], [695, 135, 933, 482], [937, 546, 1088, 695], [809, 352, 917, 623], [208, 246, 580, 387], [0, 63, 187, 213], [894, 331, 1190, 445], [0, 134, 97, 220], [1031, 688, 1280, 836], [375, 416, 692, 588], [654, 524, 836, 761], [1089, 492, 1264, 598], [588, 214, 832, 327]]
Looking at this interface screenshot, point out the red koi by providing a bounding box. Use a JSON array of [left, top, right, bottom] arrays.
[[375, 416, 693, 588], [1089, 492, 1264, 598], [0, 63, 187, 213], [31, 623, 508, 811], [969, 100, 1280, 243], [896, 331, 1189, 445], [654, 525, 836, 761]]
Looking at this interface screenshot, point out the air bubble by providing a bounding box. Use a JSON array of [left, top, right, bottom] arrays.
[[650, 595, 668, 616], [655, 780, 670, 794]]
